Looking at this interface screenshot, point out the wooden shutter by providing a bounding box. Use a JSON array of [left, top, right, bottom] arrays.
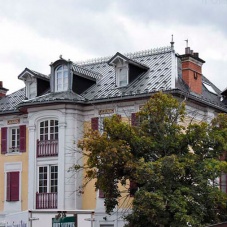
[[6, 172, 20, 201], [116, 114, 121, 122], [91, 117, 99, 131], [19, 125, 26, 152], [6, 172, 11, 201], [1, 127, 7, 154], [99, 189, 105, 198], [131, 113, 138, 126], [129, 181, 138, 197]]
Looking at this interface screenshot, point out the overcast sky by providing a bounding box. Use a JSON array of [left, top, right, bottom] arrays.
[[0, 0, 227, 94]]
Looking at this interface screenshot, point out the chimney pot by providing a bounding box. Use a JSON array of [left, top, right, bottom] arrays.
[[190, 50, 194, 55], [185, 47, 190, 54], [194, 52, 199, 58], [0, 81, 2, 88]]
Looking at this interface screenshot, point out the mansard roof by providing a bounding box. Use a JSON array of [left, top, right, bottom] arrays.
[[19, 90, 85, 107], [0, 45, 226, 113], [80, 46, 173, 100], [0, 88, 25, 114]]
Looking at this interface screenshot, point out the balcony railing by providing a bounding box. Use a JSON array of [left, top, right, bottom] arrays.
[[36, 192, 57, 209], [37, 140, 58, 157]]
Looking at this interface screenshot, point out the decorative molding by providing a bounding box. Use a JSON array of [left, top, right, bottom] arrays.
[[28, 125, 36, 131], [59, 122, 67, 128]]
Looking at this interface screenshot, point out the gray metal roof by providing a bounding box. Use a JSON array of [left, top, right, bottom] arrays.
[[0, 45, 226, 113], [0, 88, 25, 114], [72, 64, 102, 81], [19, 90, 86, 106], [81, 48, 173, 100]]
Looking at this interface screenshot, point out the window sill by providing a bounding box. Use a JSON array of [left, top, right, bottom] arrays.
[[5, 152, 22, 156]]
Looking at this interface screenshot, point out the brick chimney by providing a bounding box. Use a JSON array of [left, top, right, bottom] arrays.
[[0, 81, 8, 97], [179, 47, 205, 95]]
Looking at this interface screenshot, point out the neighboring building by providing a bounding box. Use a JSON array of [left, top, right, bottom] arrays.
[[0, 42, 227, 227]]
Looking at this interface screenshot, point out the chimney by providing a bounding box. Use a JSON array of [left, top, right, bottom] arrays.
[[179, 47, 205, 95], [0, 81, 8, 97]]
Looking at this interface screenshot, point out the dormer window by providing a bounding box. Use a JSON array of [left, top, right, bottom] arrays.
[[55, 65, 68, 92], [108, 52, 149, 88], [117, 66, 128, 87]]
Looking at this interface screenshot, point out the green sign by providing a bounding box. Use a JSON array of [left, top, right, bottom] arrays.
[[52, 216, 76, 227]]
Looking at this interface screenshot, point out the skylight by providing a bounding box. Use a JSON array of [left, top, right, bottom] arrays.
[[203, 82, 217, 94]]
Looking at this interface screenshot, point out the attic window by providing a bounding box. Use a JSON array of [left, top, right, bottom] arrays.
[[117, 66, 128, 87], [55, 65, 68, 92], [203, 82, 217, 94]]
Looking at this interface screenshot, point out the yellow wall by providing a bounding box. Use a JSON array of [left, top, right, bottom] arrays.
[[82, 117, 132, 210], [0, 127, 29, 212]]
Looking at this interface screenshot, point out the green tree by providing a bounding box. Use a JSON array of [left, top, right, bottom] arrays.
[[77, 92, 227, 227]]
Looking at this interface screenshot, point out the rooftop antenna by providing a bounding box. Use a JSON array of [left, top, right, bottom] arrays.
[[185, 39, 188, 48], [170, 34, 174, 49]]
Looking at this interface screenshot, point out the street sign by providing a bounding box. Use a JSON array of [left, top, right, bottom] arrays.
[[52, 216, 76, 227]]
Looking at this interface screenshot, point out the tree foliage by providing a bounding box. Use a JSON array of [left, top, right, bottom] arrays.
[[77, 92, 227, 226]]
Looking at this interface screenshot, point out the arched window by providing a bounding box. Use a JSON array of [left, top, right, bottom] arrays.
[[55, 65, 68, 91]]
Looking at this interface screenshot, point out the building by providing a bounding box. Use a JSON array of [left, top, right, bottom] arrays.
[[0, 42, 227, 227]]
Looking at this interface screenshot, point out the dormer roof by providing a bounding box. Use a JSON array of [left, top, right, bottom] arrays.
[[18, 68, 49, 81], [108, 52, 150, 70]]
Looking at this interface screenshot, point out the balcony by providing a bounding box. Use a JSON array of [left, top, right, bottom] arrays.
[[36, 192, 57, 209], [37, 140, 58, 157]]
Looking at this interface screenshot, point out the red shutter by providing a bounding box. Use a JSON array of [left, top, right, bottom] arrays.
[[6, 172, 11, 201], [19, 125, 26, 152], [99, 189, 105, 198], [91, 117, 99, 131], [1, 127, 7, 154], [129, 181, 138, 197], [116, 114, 121, 120], [10, 172, 19, 201], [6, 172, 19, 201], [131, 113, 138, 126]]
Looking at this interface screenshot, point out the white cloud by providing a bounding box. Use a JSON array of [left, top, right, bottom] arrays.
[[0, 0, 227, 94]]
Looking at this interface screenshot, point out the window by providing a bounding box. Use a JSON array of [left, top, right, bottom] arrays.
[[38, 166, 58, 193], [91, 115, 118, 134], [6, 172, 20, 201], [117, 67, 128, 87], [55, 65, 68, 92], [39, 120, 58, 141], [1, 125, 26, 154], [9, 128, 20, 153]]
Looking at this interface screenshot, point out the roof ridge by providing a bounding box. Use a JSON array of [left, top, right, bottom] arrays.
[[76, 46, 172, 66]]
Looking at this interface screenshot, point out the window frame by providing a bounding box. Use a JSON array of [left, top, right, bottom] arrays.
[[1, 125, 26, 154], [39, 119, 58, 141], [116, 66, 128, 87], [38, 165, 58, 194], [9, 127, 20, 153], [55, 65, 68, 92]]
